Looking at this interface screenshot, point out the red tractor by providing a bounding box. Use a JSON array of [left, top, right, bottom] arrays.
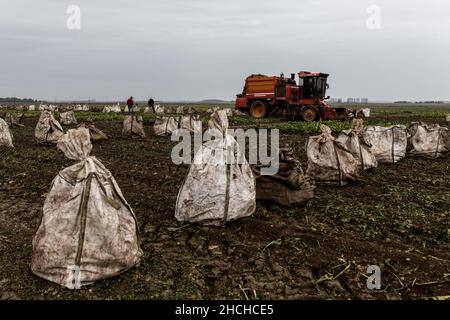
[[235, 71, 352, 121]]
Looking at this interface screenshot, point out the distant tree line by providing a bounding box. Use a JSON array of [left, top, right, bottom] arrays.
[[0, 97, 38, 103], [394, 100, 447, 104]]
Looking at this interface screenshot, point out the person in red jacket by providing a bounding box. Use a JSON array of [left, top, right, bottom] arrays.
[[126, 96, 134, 113]]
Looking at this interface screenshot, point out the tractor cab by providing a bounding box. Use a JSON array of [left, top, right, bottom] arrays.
[[298, 71, 330, 100]]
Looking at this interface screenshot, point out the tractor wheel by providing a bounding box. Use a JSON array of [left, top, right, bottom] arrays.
[[249, 101, 267, 119], [302, 106, 319, 122]]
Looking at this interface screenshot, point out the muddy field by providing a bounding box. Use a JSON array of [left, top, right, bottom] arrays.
[[0, 113, 449, 300]]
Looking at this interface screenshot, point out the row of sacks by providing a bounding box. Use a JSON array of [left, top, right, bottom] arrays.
[[33, 104, 89, 112], [153, 115, 202, 135], [8, 104, 91, 112], [24, 111, 450, 290], [38, 104, 59, 112], [0, 111, 63, 147], [117, 114, 204, 137], [206, 107, 246, 116], [102, 104, 122, 113], [38, 104, 90, 112], [0, 104, 58, 112], [0, 104, 247, 116], [34, 110, 108, 145], [73, 104, 90, 112], [103, 104, 151, 113], [156, 105, 194, 114], [1, 110, 142, 146], [305, 120, 450, 186], [25, 113, 303, 289], [0, 111, 104, 148], [147, 105, 195, 114], [148, 105, 244, 116], [175, 115, 450, 225], [1, 110, 79, 128], [103, 104, 165, 113], [30, 111, 243, 289], [142, 105, 194, 114]]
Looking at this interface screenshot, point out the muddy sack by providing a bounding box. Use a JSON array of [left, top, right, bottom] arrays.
[[153, 116, 180, 136], [4, 112, 24, 127], [180, 115, 202, 134], [31, 128, 142, 289], [363, 125, 408, 163], [207, 109, 229, 132], [154, 105, 165, 114], [35, 110, 64, 145], [122, 115, 146, 138], [206, 106, 219, 114], [336, 119, 378, 171], [60, 111, 78, 126], [252, 146, 315, 205], [79, 120, 108, 141], [306, 125, 360, 186], [407, 122, 449, 158], [175, 110, 256, 226], [0, 118, 14, 148]]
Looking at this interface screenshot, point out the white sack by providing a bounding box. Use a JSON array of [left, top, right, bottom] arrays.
[[35, 110, 64, 145], [31, 128, 142, 289], [306, 125, 360, 186], [60, 111, 78, 125], [122, 115, 146, 138], [180, 115, 202, 134], [79, 121, 108, 142], [175, 110, 256, 226], [176, 106, 184, 114], [408, 122, 449, 158], [154, 105, 165, 114], [336, 119, 378, 171], [363, 125, 408, 163], [0, 118, 14, 148], [4, 112, 24, 127], [153, 116, 180, 136]]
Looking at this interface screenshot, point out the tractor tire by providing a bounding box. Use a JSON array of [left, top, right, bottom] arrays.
[[249, 101, 267, 119], [302, 106, 319, 122]]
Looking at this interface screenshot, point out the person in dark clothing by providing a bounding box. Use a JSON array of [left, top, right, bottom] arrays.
[[148, 98, 155, 113], [127, 96, 134, 113]]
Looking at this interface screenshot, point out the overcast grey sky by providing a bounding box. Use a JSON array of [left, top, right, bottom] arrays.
[[0, 0, 449, 102]]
